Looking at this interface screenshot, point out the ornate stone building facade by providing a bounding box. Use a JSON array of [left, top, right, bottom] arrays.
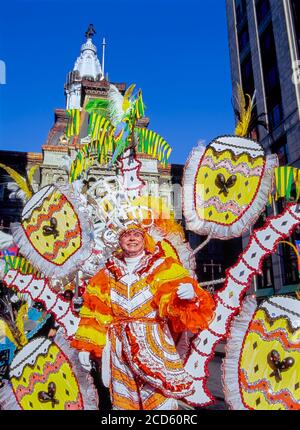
[[40, 29, 174, 210], [0, 27, 175, 229]]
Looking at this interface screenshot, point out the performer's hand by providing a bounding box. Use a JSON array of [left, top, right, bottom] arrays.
[[177, 283, 196, 300], [78, 351, 92, 371]]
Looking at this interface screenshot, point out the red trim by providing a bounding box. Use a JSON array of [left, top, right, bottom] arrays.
[[10, 338, 84, 410], [119, 150, 145, 196], [3, 271, 77, 341], [241, 255, 258, 273], [21, 190, 83, 268], [3, 270, 18, 287]]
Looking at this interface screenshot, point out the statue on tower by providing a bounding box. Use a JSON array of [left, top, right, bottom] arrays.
[[85, 23, 96, 40]]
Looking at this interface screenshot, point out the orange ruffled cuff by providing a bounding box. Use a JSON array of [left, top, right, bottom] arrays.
[[153, 277, 216, 334], [70, 338, 104, 359]]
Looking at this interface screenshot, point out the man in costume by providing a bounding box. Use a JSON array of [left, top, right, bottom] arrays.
[[72, 224, 215, 410]]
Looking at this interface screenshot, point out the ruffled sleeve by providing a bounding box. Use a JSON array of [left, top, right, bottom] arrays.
[[71, 268, 113, 358], [149, 257, 215, 333]]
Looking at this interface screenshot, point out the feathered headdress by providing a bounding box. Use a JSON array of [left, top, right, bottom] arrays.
[[233, 83, 268, 138]]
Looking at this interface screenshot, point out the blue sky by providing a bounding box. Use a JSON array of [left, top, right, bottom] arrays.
[[0, 0, 235, 165]]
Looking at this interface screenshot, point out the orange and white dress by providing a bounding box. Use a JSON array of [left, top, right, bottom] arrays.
[[72, 243, 215, 410]]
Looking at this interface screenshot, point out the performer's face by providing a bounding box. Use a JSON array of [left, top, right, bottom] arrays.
[[119, 230, 145, 257]]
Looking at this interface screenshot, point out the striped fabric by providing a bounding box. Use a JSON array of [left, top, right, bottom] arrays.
[[69, 115, 116, 181], [110, 329, 177, 410], [274, 167, 299, 200], [294, 168, 300, 200], [69, 144, 95, 182], [89, 113, 112, 141], [66, 109, 80, 137], [134, 91, 145, 120], [3, 256, 38, 275], [72, 247, 199, 410], [89, 113, 116, 163], [135, 128, 172, 166], [106, 271, 192, 410]]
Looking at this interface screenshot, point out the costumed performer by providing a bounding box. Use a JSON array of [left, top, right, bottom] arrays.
[[72, 223, 215, 410]]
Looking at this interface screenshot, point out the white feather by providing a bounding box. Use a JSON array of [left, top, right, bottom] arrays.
[[8, 189, 27, 203], [60, 155, 72, 173], [7, 182, 19, 192], [107, 84, 125, 126], [0, 230, 14, 250]]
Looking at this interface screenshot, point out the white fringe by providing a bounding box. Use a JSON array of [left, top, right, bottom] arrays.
[[54, 330, 99, 410], [107, 84, 125, 126], [0, 380, 21, 410], [221, 296, 257, 410]]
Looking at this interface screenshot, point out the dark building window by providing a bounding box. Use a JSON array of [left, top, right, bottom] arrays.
[[240, 54, 255, 97], [271, 135, 289, 166], [268, 103, 283, 129], [238, 24, 250, 52], [235, 0, 247, 25], [258, 23, 283, 132], [256, 0, 271, 26], [280, 236, 300, 286], [291, 0, 300, 56], [260, 24, 277, 63], [265, 65, 280, 91]]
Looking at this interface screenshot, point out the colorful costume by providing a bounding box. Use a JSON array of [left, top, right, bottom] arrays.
[[72, 242, 215, 410], [2, 79, 299, 411]]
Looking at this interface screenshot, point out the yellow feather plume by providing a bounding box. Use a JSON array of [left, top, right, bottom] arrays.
[[0, 163, 33, 199], [234, 83, 255, 137], [0, 303, 29, 348], [122, 83, 136, 112], [0, 320, 18, 347], [15, 302, 28, 347], [27, 165, 39, 188]]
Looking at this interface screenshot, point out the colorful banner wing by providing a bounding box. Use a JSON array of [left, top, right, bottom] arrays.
[[85, 98, 109, 115], [274, 166, 296, 200], [135, 128, 172, 166], [66, 109, 80, 137], [134, 91, 145, 120]]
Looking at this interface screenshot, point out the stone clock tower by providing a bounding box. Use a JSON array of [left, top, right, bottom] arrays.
[[39, 26, 174, 211]]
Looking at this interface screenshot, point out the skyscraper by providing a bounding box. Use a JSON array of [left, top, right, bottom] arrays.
[[226, 0, 300, 295], [226, 0, 300, 166]]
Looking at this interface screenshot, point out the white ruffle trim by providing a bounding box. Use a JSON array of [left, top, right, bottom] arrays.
[[0, 380, 22, 410], [221, 296, 257, 410]]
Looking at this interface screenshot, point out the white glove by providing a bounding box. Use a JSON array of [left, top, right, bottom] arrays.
[[78, 351, 92, 371], [101, 339, 111, 388], [177, 283, 196, 301]]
